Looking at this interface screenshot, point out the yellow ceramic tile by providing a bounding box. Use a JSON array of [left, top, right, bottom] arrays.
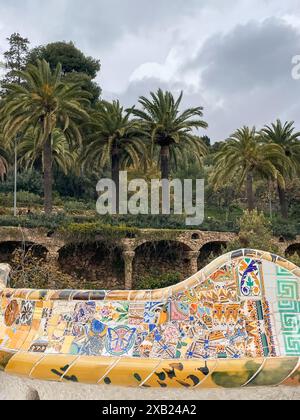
[[201, 358, 264, 389], [64, 356, 118, 384], [246, 357, 299, 387], [143, 360, 217, 388], [101, 358, 160, 387], [5, 352, 44, 377], [30, 355, 78, 382]]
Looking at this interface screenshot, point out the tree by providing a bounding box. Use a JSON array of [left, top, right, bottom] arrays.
[[0, 142, 9, 181], [27, 41, 101, 105], [1, 59, 90, 214], [131, 89, 208, 180], [1, 33, 30, 87], [18, 128, 76, 175], [261, 120, 300, 219], [212, 126, 287, 211], [83, 100, 146, 209], [227, 210, 279, 253]]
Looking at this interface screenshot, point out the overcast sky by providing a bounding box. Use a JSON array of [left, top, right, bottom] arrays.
[[0, 0, 300, 141]]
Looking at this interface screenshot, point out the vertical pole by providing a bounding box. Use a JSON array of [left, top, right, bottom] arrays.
[[14, 135, 17, 217], [269, 180, 273, 220]]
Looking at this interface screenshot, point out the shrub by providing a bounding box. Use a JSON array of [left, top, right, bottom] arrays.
[[136, 272, 181, 290], [227, 210, 279, 253], [0, 191, 43, 207], [288, 253, 300, 267], [271, 218, 299, 241]]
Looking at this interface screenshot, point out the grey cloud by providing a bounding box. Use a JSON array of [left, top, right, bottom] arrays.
[[0, 0, 203, 49], [113, 17, 300, 141], [1, 1, 300, 142], [190, 18, 300, 94]]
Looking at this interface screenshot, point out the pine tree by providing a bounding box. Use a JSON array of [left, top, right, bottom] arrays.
[[1, 33, 30, 87]]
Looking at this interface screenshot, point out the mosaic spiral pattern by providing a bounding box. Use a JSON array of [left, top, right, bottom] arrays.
[[0, 249, 299, 389]]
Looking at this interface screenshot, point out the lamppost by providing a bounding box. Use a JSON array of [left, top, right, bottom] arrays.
[[13, 134, 20, 217]]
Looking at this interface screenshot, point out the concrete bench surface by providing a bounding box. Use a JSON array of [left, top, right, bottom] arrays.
[[0, 249, 299, 389]]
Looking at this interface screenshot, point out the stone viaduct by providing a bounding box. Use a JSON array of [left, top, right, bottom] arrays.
[[0, 227, 299, 289]]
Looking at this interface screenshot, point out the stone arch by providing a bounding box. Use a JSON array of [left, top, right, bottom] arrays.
[[285, 243, 300, 258], [198, 241, 228, 270], [132, 240, 194, 288], [58, 242, 125, 290], [0, 241, 48, 264]]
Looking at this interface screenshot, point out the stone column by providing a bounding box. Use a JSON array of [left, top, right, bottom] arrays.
[[185, 251, 199, 275], [46, 249, 60, 268], [123, 251, 136, 290]]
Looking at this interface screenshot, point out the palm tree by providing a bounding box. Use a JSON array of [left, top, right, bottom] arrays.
[[0, 143, 8, 181], [0, 59, 90, 214], [131, 89, 208, 180], [83, 100, 146, 209], [212, 126, 287, 211], [18, 128, 76, 175], [261, 120, 300, 219]]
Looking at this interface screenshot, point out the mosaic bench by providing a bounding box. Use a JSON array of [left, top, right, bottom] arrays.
[[0, 249, 299, 390]]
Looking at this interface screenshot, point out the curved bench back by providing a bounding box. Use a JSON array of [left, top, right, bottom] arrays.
[[0, 250, 299, 388]]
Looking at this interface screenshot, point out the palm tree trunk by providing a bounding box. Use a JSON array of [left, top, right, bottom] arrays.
[[246, 173, 255, 211], [278, 182, 288, 219], [160, 145, 170, 180], [111, 146, 120, 212], [43, 134, 53, 215]]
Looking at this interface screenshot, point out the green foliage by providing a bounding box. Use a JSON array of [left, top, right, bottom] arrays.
[[1, 32, 30, 86], [27, 41, 100, 78], [18, 128, 76, 175], [84, 100, 146, 174], [0, 170, 43, 195], [0, 144, 8, 180], [288, 253, 300, 267], [271, 218, 299, 240], [0, 213, 71, 229], [136, 272, 181, 290], [63, 199, 95, 213], [131, 89, 208, 178], [0, 191, 43, 207], [227, 210, 279, 253], [1, 59, 91, 213], [212, 126, 288, 210], [27, 41, 101, 104], [60, 222, 140, 243]]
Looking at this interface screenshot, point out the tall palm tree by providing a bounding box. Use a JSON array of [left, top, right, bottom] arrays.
[[0, 142, 8, 181], [212, 126, 287, 211], [131, 89, 208, 180], [261, 120, 300, 219], [0, 59, 90, 214], [83, 100, 146, 209], [18, 128, 76, 175]]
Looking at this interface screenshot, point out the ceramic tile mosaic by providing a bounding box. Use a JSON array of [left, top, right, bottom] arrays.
[[0, 249, 299, 389]]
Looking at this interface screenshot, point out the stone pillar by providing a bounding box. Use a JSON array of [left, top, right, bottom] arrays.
[[47, 250, 60, 267], [123, 251, 136, 290], [185, 251, 199, 275]]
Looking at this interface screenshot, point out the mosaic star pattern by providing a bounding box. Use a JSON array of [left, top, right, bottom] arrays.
[[0, 249, 299, 389]]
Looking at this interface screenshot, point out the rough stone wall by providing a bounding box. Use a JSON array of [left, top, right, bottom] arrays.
[[133, 249, 191, 287], [58, 244, 125, 290]]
